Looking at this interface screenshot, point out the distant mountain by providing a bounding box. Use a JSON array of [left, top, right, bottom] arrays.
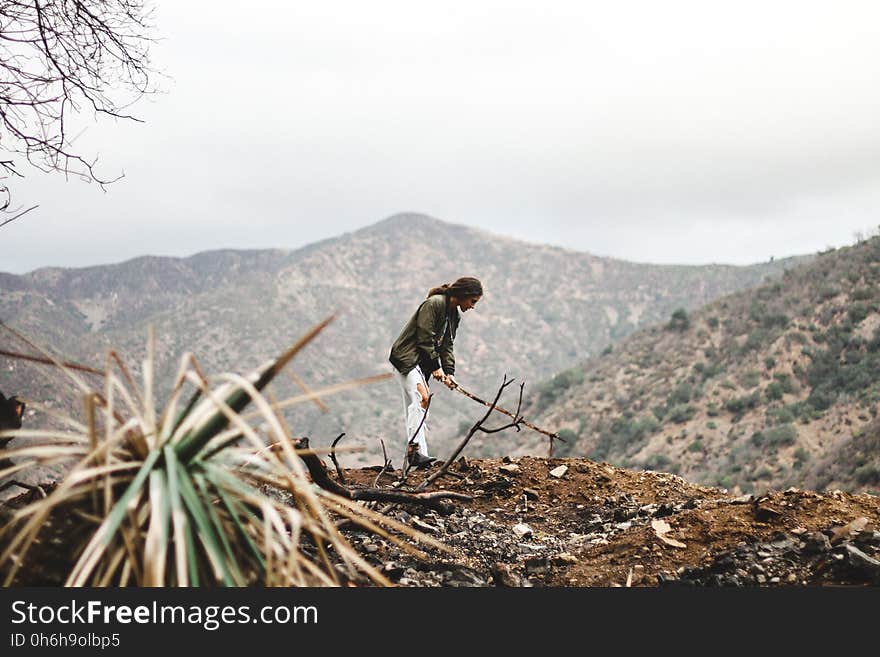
[[518, 237, 880, 495], [0, 213, 803, 467]]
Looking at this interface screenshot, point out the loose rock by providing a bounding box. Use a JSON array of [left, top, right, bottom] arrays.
[[549, 465, 568, 479], [513, 523, 533, 539]]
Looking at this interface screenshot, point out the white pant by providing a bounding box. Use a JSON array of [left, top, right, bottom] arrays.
[[394, 367, 430, 458]]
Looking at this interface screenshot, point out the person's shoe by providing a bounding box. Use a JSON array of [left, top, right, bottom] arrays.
[[407, 451, 436, 469]]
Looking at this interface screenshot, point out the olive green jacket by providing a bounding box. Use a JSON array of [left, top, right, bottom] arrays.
[[389, 294, 460, 376]]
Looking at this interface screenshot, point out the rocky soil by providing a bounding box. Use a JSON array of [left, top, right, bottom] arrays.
[[3, 456, 878, 587], [340, 456, 880, 587]]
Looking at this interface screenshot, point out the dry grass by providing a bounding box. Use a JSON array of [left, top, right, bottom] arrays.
[[0, 317, 436, 586]]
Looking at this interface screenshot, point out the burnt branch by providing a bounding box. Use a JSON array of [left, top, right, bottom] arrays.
[[295, 437, 470, 512], [418, 375, 524, 490], [474, 381, 524, 434], [451, 380, 560, 442], [450, 380, 561, 454], [373, 438, 393, 487], [329, 432, 346, 484]]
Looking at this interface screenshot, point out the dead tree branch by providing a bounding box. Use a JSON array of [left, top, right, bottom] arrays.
[[0, 204, 38, 229], [0, 348, 104, 375], [0, 0, 158, 210], [329, 432, 346, 484], [418, 375, 525, 490], [373, 439, 393, 487], [295, 438, 470, 512], [451, 381, 561, 443]]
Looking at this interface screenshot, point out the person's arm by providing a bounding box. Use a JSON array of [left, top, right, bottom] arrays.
[[439, 335, 455, 379], [439, 315, 456, 388], [415, 299, 441, 373]]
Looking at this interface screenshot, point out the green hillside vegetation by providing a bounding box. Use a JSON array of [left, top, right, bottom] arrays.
[[522, 234, 880, 496], [803, 418, 880, 494]]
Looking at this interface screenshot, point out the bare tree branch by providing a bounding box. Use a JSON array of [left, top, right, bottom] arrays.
[[329, 432, 346, 484], [373, 438, 395, 487], [418, 375, 525, 490], [450, 380, 561, 443], [0, 347, 103, 375], [295, 437, 470, 512], [0, 203, 37, 228], [0, 0, 158, 215]]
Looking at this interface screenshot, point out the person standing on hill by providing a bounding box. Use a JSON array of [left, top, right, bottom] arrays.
[[389, 277, 483, 469]]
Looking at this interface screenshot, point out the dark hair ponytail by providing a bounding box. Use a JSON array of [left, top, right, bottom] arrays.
[[427, 277, 483, 299]]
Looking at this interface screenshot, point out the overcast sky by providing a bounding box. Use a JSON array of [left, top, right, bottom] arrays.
[[2, 1, 880, 274]]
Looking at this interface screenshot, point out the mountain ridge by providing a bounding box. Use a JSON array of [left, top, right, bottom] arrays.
[[1, 213, 806, 471]]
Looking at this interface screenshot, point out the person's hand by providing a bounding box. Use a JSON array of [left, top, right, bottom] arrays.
[[432, 369, 457, 389]]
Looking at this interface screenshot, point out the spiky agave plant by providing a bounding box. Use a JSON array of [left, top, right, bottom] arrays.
[[0, 317, 441, 586]]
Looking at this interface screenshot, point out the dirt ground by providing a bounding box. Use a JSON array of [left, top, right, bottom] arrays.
[[342, 456, 880, 587], [3, 456, 879, 587]]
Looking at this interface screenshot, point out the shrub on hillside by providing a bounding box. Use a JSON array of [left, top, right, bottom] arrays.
[[667, 308, 690, 331], [752, 423, 798, 448], [767, 406, 796, 425], [854, 464, 880, 485], [667, 382, 695, 406], [739, 371, 761, 388], [742, 328, 770, 353], [773, 373, 795, 393], [765, 382, 784, 401], [693, 360, 724, 380], [805, 325, 880, 410], [667, 404, 696, 424], [725, 392, 760, 414], [761, 313, 790, 330], [787, 331, 808, 345], [764, 423, 798, 446], [535, 368, 586, 410], [643, 453, 674, 472], [591, 414, 660, 460], [753, 465, 774, 480], [851, 287, 875, 301], [819, 284, 840, 300], [553, 428, 579, 456], [848, 302, 872, 324]]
